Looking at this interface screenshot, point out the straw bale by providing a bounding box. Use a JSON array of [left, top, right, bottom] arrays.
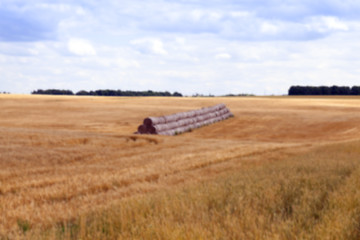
[[137, 103, 233, 136], [137, 124, 147, 134], [144, 116, 166, 126], [154, 124, 169, 132]]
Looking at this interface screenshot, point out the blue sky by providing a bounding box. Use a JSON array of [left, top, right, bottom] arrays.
[[1, 0, 360, 95]]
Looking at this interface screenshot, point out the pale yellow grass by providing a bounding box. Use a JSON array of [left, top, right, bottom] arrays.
[[38, 140, 360, 240], [1, 95, 360, 238]]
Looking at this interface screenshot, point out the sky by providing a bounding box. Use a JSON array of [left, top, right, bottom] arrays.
[[1, 0, 360, 96]]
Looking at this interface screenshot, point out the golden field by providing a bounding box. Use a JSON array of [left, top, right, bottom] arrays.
[[1, 95, 360, 239]]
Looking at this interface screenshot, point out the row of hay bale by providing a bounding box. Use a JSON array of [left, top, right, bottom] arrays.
[[137, 103, 234, 135]]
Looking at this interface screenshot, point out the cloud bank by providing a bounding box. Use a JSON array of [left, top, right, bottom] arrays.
[[1, 0, 360, 95]]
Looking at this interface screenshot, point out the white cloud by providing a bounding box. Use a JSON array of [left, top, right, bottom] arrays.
[[116, 58, 140, 68], [306, 16, 349, 33], [215, 53, 231, 60], [260, 22, 280, 35], [67, 38, 96, 56], [130, 38, 167, 55], [175, 37, 186, 45], [321, 16, 349, 31], [229, 11, 252, 18], [190, 9, 222, 21], [190, 9, 204, 21], [36, 3, 72, 12]]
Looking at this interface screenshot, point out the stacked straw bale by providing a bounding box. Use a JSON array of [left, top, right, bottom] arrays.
[[137, 103, 233, 136]]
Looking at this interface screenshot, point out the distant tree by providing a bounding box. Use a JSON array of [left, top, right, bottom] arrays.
[[32, 89, 74, 95], [33, 89, 183, 97], [330, 86, 341, 95], [330, 86, 350, 95], [339, 86, 351, 95], [76, 90, 89, 95], [223, 93, 255, 97], [319, 86, 331, 95], [32, 89, 44, 94], [173, 92, 183, 97], [288, 86, 304, 95], [289, 85, 357, 96], [351, 86, 360, 95]]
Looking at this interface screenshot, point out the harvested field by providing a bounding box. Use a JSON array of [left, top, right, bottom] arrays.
[[1, 95, 360, 238]]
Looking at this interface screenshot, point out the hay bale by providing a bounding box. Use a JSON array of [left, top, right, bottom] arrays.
[[137, 103, 233, 136], [144, 116, 166, 126], [137, 124, 147, 134]]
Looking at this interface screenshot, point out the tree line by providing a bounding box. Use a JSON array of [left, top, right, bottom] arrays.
[[288, 86, 360, 95], [31, 89, 183, 97]]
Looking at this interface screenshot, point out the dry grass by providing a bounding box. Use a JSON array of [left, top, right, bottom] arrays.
[[32, 140, 360, 240], [1, 95, 360, 239]]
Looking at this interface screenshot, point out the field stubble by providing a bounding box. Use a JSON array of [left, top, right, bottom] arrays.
[[1, 95, 360, 239]]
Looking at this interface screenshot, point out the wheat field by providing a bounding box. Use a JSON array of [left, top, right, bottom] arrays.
[[1, 95, 360, 239]]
